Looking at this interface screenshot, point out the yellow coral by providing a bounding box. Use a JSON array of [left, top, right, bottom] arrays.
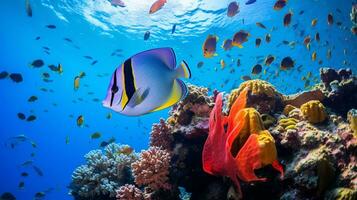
[[283, 104, 296, 116], [228, 79, 283, 109], [230, 108, 278, 167], [230, 108, 265, 156], [257, 130, 278, 166], [300, 100, 327, 124], [279, 118, 298, 130], [347, 109, 357, 137]]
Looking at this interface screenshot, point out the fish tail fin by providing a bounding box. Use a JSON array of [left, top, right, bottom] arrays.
[[238, 45, 243, 48], [150, 79, 187, 112], [176, 60, 191, 79]]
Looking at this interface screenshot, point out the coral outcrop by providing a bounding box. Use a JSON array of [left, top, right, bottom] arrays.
[[116, 184, 144, 200], [300, 100, 327, 124], [317, 68, 357, 115], [131, 146, 171, 191], [69, 143, 138, 200], [228, 79, 284, 114]]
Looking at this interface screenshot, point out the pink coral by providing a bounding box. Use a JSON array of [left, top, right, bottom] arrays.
[[116, 184, 144, 200], [150, 119, 173, 150], [131, 147, 171, 191]]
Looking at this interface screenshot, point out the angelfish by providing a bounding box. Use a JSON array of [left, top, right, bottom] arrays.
[[103, 48, 191, 116]]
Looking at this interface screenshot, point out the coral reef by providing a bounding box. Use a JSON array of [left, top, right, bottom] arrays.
[[131, 146, 171, 191], [228, 79, 284, 114], [168, 84, 213, 127], [326, 187, 357, 200], [116, 184, 144, 200], [300, 100, 327, 124], [317, 67, 357, 115], [150, 118, 174, 150], [347, 109, 357, 137], [70, 67, 357, 200], [69, 143, 138, 200]]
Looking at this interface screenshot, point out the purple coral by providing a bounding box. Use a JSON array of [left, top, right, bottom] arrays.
[[150, 119, 173, 150], [116, 184, 144, 200], [131, 147, 171, 191]]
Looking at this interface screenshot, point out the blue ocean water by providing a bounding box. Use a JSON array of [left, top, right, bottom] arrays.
[[0, 0, 356, 199]]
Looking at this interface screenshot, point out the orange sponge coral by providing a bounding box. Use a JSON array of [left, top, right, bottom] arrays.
[[300, 100, 327, 124]]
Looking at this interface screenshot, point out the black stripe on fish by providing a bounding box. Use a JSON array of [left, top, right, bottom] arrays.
[[110, 69, 118, 107], [123, 58, 136, 109]]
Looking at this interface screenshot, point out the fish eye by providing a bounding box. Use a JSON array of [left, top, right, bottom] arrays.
[[111, 84, 119, 94]]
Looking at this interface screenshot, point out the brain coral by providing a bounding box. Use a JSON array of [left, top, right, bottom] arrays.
[[300, 100, 327, 124], [228, 79, 284, 114]]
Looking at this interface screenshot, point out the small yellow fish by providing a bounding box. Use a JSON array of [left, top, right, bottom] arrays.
[[77, 115, 84, 127], [311, 52, 317, 61], [58, 64, 63, 74], [91, 132, 101, 139], [74, 76, 80, 91], [220, 59, 226, 69], [311, 18, 318, 27]]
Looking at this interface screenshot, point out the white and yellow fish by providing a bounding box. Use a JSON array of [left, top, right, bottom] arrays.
[[103, 48, 191, 116]]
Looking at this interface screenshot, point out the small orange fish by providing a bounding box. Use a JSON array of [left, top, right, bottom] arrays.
[[280, 56, 294, 70], [232, 30, 250, 48], [252, 64, 262, 75], [203, 35, 218, 58], [273, 0, 287, 10], [283, 11, 293, 26], [303, 36, 311, 45], [149, 0, 167, 14]]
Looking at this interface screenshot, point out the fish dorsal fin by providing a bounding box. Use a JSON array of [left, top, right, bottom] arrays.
[[176, 61, 191, 79], [151, 79, 187, 112], [145, 47, 177, 70], [127, 88, 150, 108]]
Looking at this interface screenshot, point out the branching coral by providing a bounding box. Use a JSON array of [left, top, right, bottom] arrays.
[[150, 118, 174, 150], [300, 100, 327, 124], [70, 143, 138, 200], [228, 79, 284, 114], [131, 146, 171, 191], [116, 184, 144, 200]]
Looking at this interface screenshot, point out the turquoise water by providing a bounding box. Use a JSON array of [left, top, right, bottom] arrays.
[[0, 0, 356, 199]]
